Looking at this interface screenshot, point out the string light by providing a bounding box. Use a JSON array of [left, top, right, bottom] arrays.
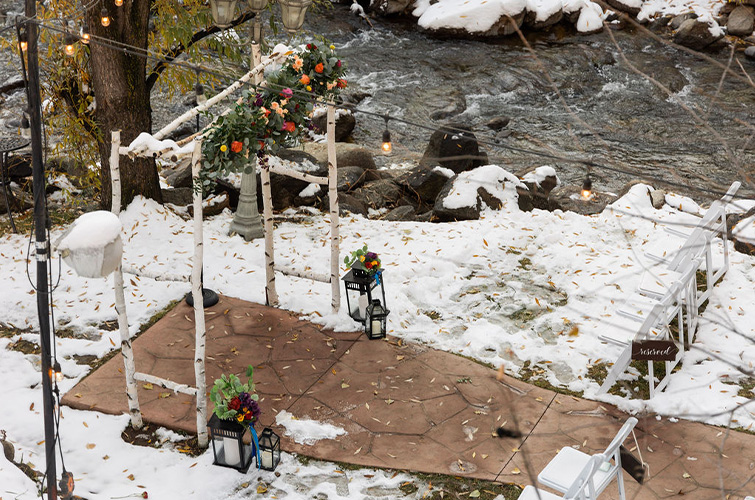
[[101, 7, 111, 27], [51, 361, 64, 383], [381, 116, 392, 154], [18, 29, 28, 52], [63, 34, 77, 56], [20, 114, 31, 139], [114, 0, 124, 5], [581, 175, 593, 200], [80, 23, 90, 44], [195, 83, 207, 106]]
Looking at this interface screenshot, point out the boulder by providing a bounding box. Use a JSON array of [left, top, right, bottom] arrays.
[[337, 166, 367, 192], [726, 5, 755, 36], [161, 187, 193, 206], [302, 142, 377, 172], [311, 110, 357, 142], [419, 124, 489, 174], [0, 184, 32, 214], [650, 189, 666, 209], [0, 75, 24, 95], [648, 15, 673, 32], [432, 165, 522, 221], [165, 122, 197, 142], [276, 148, 321, 168], [427, 89, 467, 121], [745, 46, 755, 60], [164, 160, 193, 189], [670, 12, 697, 30], [350, 179, 403, 210], [519, 166, 560, 210], [6, 154, 31, 179], [432, 179, 480, 222], [336, 192, 368, 216], [395, 166, 452, 208], [487, 11, 526, 36], [214, 178, 242, 209], [548, 184, 618, 215], [382, 205, 416, 221], [188, 194, 230, 218], [46, 157, 89, 184], [374, 0, 413, 14], [485, 116, 511, 131], [604, 0, 641, 16], [525, 7, 564, 30], [673, 19, 723, 50]]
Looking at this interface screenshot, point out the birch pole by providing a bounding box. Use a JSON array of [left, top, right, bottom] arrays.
[[110, 130, 143, 429], [191, 140, 209, 447], [260, 158, 278, 306], [326, 103, 341, 313]]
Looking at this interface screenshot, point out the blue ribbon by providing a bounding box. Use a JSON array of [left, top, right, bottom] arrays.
[[250, 425, 261, 469], [374, 270, 382, 286]]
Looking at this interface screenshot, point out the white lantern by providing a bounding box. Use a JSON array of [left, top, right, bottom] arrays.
[[278, 0, 312, 33], [55, 211, 123, 278], [210, 0, 239, 28]]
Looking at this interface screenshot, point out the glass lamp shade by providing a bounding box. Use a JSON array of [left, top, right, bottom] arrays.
[[365, 300, 388, 340], [278, 0, 312, 34], [248, 0, 268, 13], [210, 0, 239, 28], [258, 428, 281, 471], [208, 414, 255, 473]]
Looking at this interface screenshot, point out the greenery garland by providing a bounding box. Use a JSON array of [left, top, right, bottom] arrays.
[[198, 43, 347, 191]]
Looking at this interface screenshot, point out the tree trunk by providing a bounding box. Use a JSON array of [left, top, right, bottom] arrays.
[[89, 0, 162, 210]]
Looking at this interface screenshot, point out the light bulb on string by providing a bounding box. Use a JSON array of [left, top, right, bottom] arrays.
[[581, 175, 593, 200], [114, 0, 123, 5], [381, 116, 392, 154], [101, 7, 111, 27], [81, 23, 90, 44], [51, 361, 64, 383], [195, 83, 207, 106], [20, 114, 31, 139], [18, 29, 28, 52], [63, 34, 76, 56]]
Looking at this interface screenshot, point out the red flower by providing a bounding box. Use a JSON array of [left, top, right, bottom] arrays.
[[365, 261, 373, 269], [282, 121, 296, 133], [258, 141, 265, 150], [142, 493, 149, 499], [315, 63, 324, 73], [228, 397, 241, 411], [337, 79, 347, 89], [336, 60, 342, 68], [231, 141, 243, 153]]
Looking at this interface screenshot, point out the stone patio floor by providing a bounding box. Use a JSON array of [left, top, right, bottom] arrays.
[[62, 294, 755, 499]]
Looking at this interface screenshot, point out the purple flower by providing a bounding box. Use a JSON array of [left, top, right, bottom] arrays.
[[365, 252, 378, 260], [254, 94, 264, 107]]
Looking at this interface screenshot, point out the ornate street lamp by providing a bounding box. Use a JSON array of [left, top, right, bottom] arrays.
[[209, 0, 239, 28], [278, 0, 312, 34]]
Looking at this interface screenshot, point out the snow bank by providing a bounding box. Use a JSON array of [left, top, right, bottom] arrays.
[[275, 410, 347, 445], [415, 0, 528, 33]]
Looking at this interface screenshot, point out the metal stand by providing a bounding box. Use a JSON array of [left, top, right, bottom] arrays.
[[0, 136, 31, 233], [184, 270, 219, 308]]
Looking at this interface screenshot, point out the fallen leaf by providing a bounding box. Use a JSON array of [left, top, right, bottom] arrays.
[[511, 468, 521, 475], [127, 473, 135, 481], [86, 443, 96, 449], [257, 484, 268, 494], [470, 491, 480, 498], [143, 383, 154, 390]]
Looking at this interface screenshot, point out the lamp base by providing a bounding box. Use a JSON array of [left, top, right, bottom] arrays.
[[185, 288, 219, 308]]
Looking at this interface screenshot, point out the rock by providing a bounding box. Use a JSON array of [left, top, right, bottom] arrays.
[[432, 179, 480, 222], [745, 46, 755, 60], [164, 160, 193, 188], [604, 0, 641, 16], [648, 15, 672, 32], [311, 110, 357, 142], [0, 183, 32, 214], [340, 91, 371, 106], [276, 148, 322, 168], [428, 89, 467, 121], [548, 184, 618, 215], [673, 19, 723, 50], [650, 189, 666, 209], [6, 153, 31, 179], [519, 166, 559, 211], [165, 122, 197, 142], [0, 75, 23, 95], [720, 2, 738, 15], [336, 192, 368, 216], [431, 165, 522, 221], [488, 11, 526, 36], [726, 6, 755, 36], [46, 156, 88, 182], [269, 171, 311, 210], [626, 56, 688, 94], [2, 438, 14, 462], [214, 178, 242, 209], [419, 124, 488, 174], [395, 166, 452, 208], [373, 0, 412, 15], [485, 116, 510, 131], [188, 194, 230, 218], [524, 6, 563, 29], [350, 179, 402, 209], [670, 12, 697, 30], [337, 166, 367, 192], [382, 205, 416, 221], [161, 187, 193, 206], [302, 142, 377, 172]]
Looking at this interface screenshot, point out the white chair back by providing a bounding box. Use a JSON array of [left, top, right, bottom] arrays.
[[564, 454, 605, 500]]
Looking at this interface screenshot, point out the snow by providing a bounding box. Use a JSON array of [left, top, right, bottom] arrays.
[[522, 165, 559, 187], [126, 132, 197, 157], [526, 0, 563, 21], [1, 165, 754, 498], [415, 0, 528, 33], [55, 211, 121, 252], [441, 164, 522, 209], [299, 183, 322, 197], [275, 410, 347, 445], [733, 215, 755, 244]]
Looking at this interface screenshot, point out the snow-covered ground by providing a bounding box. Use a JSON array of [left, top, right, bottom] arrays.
[[0, 165, 753, 498]]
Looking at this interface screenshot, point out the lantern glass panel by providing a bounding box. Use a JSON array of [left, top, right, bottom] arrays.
[[209, 414, 254, 472], [211, 0, 238, 27], [342, 269, 381, 323], [258, 428, 281, 471], [365, 300, 388, 340], [278, 0, 312, 33], [247, 0, 268, 12]]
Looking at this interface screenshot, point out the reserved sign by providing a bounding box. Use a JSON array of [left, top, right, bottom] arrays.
[[631, 340, 679, 361]]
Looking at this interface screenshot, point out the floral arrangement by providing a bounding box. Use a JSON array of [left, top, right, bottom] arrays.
[[210, 365, 261, 425], [198, 42, 347, 191], [344, 244, 382, 276]]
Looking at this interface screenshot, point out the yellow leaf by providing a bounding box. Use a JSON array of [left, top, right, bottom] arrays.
[[257, 484, 268, 494], [159, 392, 171, 399], [512, 468, 521, 475], [143, 383, 154, 390], [86, 443, 96, 449], [127, 474, 135, 481]]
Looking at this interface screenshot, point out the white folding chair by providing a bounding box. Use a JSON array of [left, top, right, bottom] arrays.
[[519, 454, 604, 500], [537, 417, 638, 500]]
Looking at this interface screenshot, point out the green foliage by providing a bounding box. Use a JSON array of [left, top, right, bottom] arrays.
[[344, 244, 382, 275], [209, 365, 259, 420]]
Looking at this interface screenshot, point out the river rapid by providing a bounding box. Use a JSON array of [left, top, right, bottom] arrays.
[[304, 5, 755, 202]]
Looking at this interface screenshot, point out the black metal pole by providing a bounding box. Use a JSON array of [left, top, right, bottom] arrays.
[[24, 0, 58, 496]]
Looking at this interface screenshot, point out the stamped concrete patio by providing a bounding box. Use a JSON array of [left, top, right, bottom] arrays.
[[62, 294, 755, 499]]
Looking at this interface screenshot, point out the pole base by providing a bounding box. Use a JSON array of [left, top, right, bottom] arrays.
[[229, 216, 264, 241], [185, 288, 220, 308]]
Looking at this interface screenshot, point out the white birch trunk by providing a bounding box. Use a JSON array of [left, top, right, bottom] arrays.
[[110, 130, 143, 429], [327, 104, 341, 313], [191, 141, 209, 447], [133, 372, 198, 396], [268, 164, 327, 185], [260, 160, 278, 306]]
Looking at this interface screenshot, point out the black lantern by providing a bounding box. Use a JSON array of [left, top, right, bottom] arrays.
[[208, 414, 255, 473], [342, 269, 386, 323], [258, 427, 281, 471], [365, 300, 388, 340]]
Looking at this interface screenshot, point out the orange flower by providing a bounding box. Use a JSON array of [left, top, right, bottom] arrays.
[[282, 121, 296, 133], [300, 74, 310, 85], [337, 78, 347, 89], [315, 63, 324, 73], [231, 141, 243, 153]]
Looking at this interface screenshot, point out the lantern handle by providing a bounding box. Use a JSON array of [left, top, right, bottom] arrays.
[[250, 425, 261, 469]]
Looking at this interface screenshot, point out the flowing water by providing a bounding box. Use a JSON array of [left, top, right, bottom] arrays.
[[305, 6, 755, 201]]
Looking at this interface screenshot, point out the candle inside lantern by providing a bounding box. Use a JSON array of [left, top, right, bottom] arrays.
[[223, 436, 241, 467], [261, 449, 273, 469], [358, 295, 368, 319], [371, 318, 382, 337]]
